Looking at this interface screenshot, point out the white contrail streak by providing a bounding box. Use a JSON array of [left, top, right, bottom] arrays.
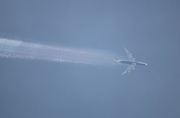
[[0, 38, 114, 65]]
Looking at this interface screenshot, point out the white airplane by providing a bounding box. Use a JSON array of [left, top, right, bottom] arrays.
[[114, 48, 147, 75]]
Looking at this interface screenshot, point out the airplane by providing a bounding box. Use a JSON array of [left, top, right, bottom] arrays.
[[114, 48, 147, 75]]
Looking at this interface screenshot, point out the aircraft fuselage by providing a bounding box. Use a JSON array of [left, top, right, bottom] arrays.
[[120, 60, 147, 66]]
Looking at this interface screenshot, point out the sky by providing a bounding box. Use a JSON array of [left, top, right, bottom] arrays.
[[0, 0, 180, 118]]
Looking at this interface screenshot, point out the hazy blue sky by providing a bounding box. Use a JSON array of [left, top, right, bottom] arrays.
[[0, 0, 180, 118]]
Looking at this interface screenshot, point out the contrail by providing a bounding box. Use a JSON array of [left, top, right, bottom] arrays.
[[0, 38, 115, 65]]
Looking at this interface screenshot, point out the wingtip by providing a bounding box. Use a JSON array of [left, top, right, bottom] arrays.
[[124, 47, 128, 52], [121, 72, 126, 75]]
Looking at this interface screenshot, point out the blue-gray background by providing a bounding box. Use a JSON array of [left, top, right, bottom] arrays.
[[0, 0, 180, 118]]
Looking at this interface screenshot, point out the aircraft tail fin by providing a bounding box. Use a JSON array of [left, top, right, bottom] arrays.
[[114, 57, 120, 63]]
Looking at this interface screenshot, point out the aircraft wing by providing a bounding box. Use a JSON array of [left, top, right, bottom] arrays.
[[122, 63, 136, 75], [124, 48, 135, 61]]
